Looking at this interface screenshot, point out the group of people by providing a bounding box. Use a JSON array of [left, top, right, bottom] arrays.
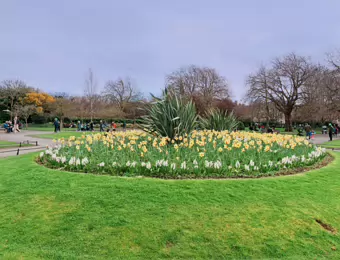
[[3, 116, 21, 133], [64, 120, 127, 133], [303, 123, 339, 141], [249, 124, 278, 134], [76, 121, 94, 132], [99, 120, 127, 132]]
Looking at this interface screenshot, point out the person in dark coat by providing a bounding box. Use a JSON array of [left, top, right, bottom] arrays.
[[54, 118, 59, 133], [328, 123, 334, 141], [100, 120, 104, 132]]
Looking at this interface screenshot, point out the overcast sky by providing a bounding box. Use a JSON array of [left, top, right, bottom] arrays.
[[1, 0, 339, 100]]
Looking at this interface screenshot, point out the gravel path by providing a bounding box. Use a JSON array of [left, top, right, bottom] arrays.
[[0, 131, 53, 158]]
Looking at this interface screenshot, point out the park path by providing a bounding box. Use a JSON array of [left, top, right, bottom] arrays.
[[0, 130, 54, 158]]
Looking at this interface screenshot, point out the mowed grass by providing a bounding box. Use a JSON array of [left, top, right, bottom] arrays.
[[0, 140, 31, 149], [321, 139, 340, 149], [30, 131, 85, 139], [23, 126, 77, 132], [1, 153, 340, 259]]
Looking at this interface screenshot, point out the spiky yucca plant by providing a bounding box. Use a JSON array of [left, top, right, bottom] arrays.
[[140, 89, 198, 139], [200, 108, 239, 131]]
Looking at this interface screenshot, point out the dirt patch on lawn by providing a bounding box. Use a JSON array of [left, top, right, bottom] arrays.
[[315, 218, 337, 234]]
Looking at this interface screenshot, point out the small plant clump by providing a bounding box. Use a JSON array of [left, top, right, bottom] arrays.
[[38, 130, 327, 179]]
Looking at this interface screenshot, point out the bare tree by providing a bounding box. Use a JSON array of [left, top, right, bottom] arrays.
[[51, 92, 74, 128], [166, 65, 230, 113], [14, 104, 36, 128], [246, 65, 272, 128], [327, 49, 340, 70], [102, 77, 141, 112], [0, 80, 31, 121], [246, 53, 317, 131], [84, 68, 97, 121]]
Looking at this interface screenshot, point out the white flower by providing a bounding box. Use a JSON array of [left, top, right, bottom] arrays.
[[228, 165, 232, 170], [193, 160, 198, 165], [254, 166, 259, 171], [146, 162, 152, 169], [213, 160, 222, 169], [244, 165, 250, 171], [40, 152, 44, 158], [268, 161, 273, 167], [126, 161, 131, 167], [76, 158, 81, 166], [162, 160, 169, 167], [171, 163, 176, 170], [155, 160, 162, 167], [141, 162, 146, 167], [69, 157, 76, 165], [235, 161, 240, 168], [131, 161, 137, 167], [112, 162, 117, 167], [98, 162, 105, 167], [61, 156, 67, 163], [205, 161, 213, 168], [82, 158, 89, 166], [181, 161, 187, 169], [249, 160, 255, 167]]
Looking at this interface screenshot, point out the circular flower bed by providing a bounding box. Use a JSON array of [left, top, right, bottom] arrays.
[[38, 130, 327, 178]]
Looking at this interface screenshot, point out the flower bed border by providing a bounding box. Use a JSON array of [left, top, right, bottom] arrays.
[[36, 152, 333, 180]]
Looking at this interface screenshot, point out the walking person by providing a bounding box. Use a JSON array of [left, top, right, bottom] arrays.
[[13, 116, 20, 133], [54, 118, 59, 133], [328, 123, 334, 141], [100, 120, 104, 132], [122, 120, 127, 132], [304, 123, 312, 140]]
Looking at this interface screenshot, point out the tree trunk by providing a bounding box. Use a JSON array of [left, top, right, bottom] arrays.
[[284, 113, 293, 132], [265, 87, 269, 128], [25, 118, 28, 129]]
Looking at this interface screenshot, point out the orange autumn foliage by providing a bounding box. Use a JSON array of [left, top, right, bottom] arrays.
[[23, 92, 55, 113]]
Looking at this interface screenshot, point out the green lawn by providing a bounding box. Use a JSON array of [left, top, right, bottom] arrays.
[[0, 153, 340, 259], [321, 139, 340, 149], [0, 140, 31, 149], [24, 127, 77, 132], [30, 131, 85, 139]]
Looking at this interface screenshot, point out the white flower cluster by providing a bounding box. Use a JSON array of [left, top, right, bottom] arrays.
[[205, 160, 222, 169], [40, 144, 326, 175]]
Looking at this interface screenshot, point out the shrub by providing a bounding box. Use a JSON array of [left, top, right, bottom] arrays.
[[238, 122, 245, 130], [140, 90, 198, 139], [200, 109, 239, 131]]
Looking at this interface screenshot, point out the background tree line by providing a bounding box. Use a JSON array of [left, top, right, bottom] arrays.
[[1, 49, 339, 131]]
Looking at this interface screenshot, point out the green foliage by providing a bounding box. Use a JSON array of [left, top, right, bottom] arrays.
[[238, 121, 245, 130], [140, 90, 198, 139], [200, 108, 239, 131]]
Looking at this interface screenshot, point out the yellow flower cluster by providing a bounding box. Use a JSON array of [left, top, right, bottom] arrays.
[[56, 130, 311, 159]]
